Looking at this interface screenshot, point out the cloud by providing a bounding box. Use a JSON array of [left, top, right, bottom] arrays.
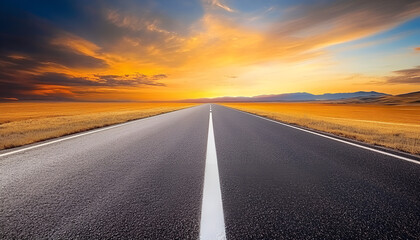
[[415, 47, 420, 52], [0, 10, 108, 70], [3, 0, 418, 71], [1, 97, 19, 101], [33, 72, 167, 87], [106, 10, 172, 35], [94, 73, 167, 86], [210, 0, 235, 12], [387, 66, 420, 84], [172, 0, 420, 70], [0, 71, 166, 100], [0, 5, 112, 100], [269, 0, 420, 49]]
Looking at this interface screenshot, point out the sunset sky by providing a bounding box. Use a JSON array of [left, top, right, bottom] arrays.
[[0, 0, 419, 101]]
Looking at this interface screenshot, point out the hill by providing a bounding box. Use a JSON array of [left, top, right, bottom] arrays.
[[334, 91, 420, 105], [182, 91, 387, 102]]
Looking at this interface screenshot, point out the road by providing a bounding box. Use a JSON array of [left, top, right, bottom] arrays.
[[1, 104, 419, 239]]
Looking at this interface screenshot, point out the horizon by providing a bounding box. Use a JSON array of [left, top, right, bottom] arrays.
[[1, 0, 419, 101], [2, 90, 417, 103]]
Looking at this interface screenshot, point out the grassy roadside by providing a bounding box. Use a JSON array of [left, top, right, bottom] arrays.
[[0, 102, 198, 150], [221, 103, 420, 155]]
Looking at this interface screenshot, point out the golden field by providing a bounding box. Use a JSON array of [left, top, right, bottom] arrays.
[[0, 102, 197, 150], [221, 103, 420, 155]]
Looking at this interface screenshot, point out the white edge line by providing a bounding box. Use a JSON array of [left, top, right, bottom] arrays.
[[225, 106, 420, 165], [0, 106, 196, 158], [199, 106, 226, 240]]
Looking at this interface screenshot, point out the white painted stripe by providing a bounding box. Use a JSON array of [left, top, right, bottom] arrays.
[[230, 107, 420, 165], [0, 107, 194, 158], [200, 107, 226, 240]]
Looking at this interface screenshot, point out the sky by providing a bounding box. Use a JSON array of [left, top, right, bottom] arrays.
[[0, 0, 419, 101]]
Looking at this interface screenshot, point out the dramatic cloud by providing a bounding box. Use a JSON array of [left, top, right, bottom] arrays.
[[0, 80, 35, 100], [0, 5, 112, 100], [387, 66, 420, 84], [0, 72, 166, 100], [32, 72, 166, 87], [94, 74, 167, 86], [0, 11, 108, 70]]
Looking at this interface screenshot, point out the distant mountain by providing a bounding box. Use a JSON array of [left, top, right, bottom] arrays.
[[182, 91, 388, 102], [334, 91, 420, 105]]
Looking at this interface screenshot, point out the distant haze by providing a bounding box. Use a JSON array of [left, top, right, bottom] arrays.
[[182, 91, 388, 103]]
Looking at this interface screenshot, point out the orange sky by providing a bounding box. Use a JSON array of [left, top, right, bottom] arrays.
[[1, 0, 419, 101]]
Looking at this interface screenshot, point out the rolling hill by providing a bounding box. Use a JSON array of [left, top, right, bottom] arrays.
[[335, 91, 420, 105], [183, 91, 388, 102]]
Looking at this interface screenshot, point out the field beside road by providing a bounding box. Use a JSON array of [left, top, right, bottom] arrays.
[[0, 102, 197, 149], [221, 103, 420, 155]]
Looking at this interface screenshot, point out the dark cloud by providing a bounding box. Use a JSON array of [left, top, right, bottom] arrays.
[[0, 72, 166, 100], [0, 56, 46, 72], [0, 0, 198, 55], [0, 6, 108, 71], [0, 80, 34, 99], [387, 66, 420, 84], [95, 74, 167, 86], [0, 1, 174, 100], [33, 72, 167, 87], [0, 54, 107, 100], [33, 73, 101, 87], [0, 56, 42, 100]]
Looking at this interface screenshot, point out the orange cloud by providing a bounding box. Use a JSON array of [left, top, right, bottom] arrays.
[[2, 0, 420, 101]]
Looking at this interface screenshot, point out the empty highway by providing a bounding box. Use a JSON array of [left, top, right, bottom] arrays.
[[1, 104, 419, 239]]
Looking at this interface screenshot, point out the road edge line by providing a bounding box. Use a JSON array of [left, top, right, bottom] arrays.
[[224, 106, 420, 165], [0, 106, 199, 158]]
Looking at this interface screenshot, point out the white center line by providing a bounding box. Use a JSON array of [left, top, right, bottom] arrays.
[[200, 106, 226, 240]]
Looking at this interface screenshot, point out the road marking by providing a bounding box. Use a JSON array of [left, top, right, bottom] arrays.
[[0, 107, 196, 158], [200, 109, 226, 240], [229, 107, 420, 165]]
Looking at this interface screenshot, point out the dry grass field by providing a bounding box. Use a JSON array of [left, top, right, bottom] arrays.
[[0, 102, 197, 150], [221, 103, 420, 155]]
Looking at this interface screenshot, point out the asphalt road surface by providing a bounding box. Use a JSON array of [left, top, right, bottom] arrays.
[[1, 104, 419, 239]]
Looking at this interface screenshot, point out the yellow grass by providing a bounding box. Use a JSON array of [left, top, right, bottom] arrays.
[[0, 102, 197, 150], [221, 103, 420, 155]]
